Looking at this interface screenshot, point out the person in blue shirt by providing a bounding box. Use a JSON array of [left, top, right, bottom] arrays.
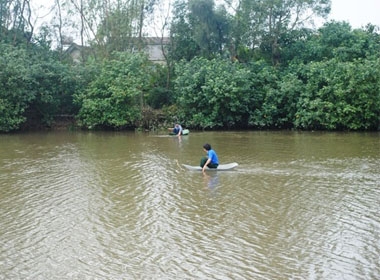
[[172, 123, 183, 136], [200, 143, 219, 172]]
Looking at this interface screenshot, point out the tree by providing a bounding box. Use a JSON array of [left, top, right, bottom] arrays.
[[231, 0, 331, 65], [169, 0, 230, 60], [169, 0, 200, 61], [282, 21, 380, 64], [174, 56, 253, 129], [0, 0, 34, 44], [189, 0, 230, 58], [293, 57, 380, 130], [0, 44, 35, 131], [91, 0, 158, 57], [74, 52, 153, 129], [0, 42, 79, 131]]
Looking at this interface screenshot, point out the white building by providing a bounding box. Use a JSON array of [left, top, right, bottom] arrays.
[[65, 37, 170, 64]]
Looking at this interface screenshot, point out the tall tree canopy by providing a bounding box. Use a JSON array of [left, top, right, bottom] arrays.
[[230, 0, 331, 64], [170, 0, 231, 60], [93, 0, 158, 56], [0, 0, 34, 44]]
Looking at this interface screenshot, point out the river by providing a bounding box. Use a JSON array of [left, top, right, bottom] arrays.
[[0, 130, 379, 279]]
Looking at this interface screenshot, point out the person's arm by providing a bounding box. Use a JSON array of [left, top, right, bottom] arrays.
[[202, 158, 211, 173]]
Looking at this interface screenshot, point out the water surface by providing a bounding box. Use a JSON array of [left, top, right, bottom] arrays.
[[1, 131, 379, 279]]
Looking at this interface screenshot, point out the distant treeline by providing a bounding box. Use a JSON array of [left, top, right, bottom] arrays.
[[0, 0, 379, 132]]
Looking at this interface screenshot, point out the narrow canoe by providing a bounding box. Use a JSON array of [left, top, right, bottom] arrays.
[[169, 129, 189, 135], [182, 162, 238, 171]]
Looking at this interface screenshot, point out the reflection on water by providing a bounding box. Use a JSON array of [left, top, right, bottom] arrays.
[[203, 173, 219, 190], [0, 131, 379, 279]]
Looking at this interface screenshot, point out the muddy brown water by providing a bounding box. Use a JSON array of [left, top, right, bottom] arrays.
[[1, 131, 379, 279]]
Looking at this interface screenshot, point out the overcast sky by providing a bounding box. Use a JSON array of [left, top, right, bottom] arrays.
[[328, 0, 380, 28], [31, 0, 380, 29]]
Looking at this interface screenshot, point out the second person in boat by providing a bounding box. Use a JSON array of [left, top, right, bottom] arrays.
[[172, 123, 183, 137]]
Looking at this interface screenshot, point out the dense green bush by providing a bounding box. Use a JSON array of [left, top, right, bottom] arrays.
[[172, 51, 380, 131], [26, 54, 79, 126], [1, 19, 379, 132], [0, 42, 80, 132], [145, 64, 174, 109], [282, 22, 380, 65], [0, 45, 36, 131], [294, 58, 380, 130], [249, 68, 301, 129], [174, 56, 253, 129], [74, 52, 153, 129]]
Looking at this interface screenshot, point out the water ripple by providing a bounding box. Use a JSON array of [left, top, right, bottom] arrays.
[[1, 132, 379, 279]]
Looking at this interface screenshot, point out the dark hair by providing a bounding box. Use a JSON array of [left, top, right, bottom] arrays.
[[203, 143, 211, 150]]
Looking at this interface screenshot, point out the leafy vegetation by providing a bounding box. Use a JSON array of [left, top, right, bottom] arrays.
[[0, 0, 379, 132], [74, 52, 152, 129], [174, 56, 253, 129], [0, 43, 79, 131]]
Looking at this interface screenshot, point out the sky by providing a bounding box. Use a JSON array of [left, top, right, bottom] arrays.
[[328, 0, 380, 28], [30, 0, 380, 30]]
